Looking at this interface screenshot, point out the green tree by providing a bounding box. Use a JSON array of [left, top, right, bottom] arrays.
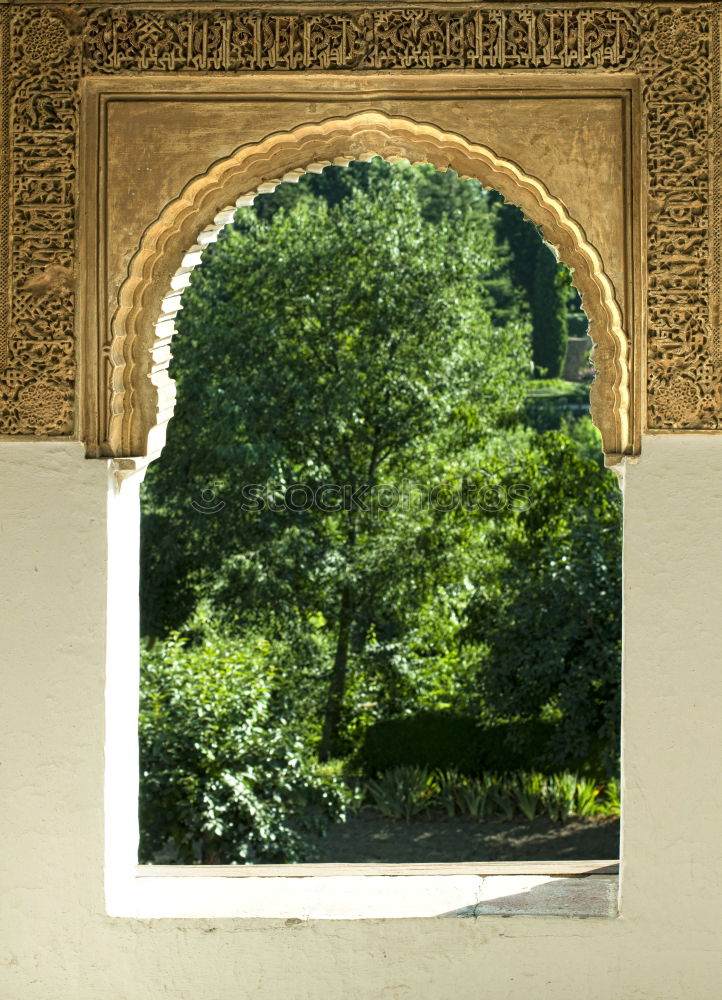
[[491, 197, 569, 378], [253, 159, 524, 328], [141, 166, 531, 760], [461, 432, 622, 770], [530, 243, 568, 378]]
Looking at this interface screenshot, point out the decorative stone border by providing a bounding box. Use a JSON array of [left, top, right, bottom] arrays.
[[112, 112, 629, 463], [0, 4, 718, 442]]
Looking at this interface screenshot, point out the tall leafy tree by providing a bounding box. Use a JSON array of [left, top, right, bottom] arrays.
[[141, 166, 531, 758], [254, 160, 524, 328]]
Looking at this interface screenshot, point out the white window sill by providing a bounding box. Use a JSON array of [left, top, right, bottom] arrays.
[[107, 862, 618, 920]]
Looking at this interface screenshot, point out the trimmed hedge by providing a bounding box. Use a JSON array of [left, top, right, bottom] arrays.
[[356, 711, 561, 777]]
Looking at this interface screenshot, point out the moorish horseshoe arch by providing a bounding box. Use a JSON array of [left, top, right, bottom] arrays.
[[3, 5, 719, 445], [110, 111, 629, 469]]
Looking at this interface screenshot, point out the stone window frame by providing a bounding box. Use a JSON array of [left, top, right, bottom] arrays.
[[93, 71, 628, 917], [1, 1, 717, 919]]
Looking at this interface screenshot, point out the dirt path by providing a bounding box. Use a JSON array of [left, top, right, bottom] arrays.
[[310, 811, 619, 863]]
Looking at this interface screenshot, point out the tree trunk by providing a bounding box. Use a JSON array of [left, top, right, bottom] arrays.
[[318, 581, 354, 762]]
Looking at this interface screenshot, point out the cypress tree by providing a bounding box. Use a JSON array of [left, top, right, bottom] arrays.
[[491, 196, 569, 378], [529, 242, 568, 378]]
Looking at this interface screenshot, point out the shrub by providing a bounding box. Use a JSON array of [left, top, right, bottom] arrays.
[[462, 433, 622, 774], [514, 772, 545, 820], [541, 773, 578, 823], [598, 776, 620, 817], [489, 776, 516, 820], [139, 619, 347, 864], [434, 769, 462, 818], [575, 776, 602, 817], [366, 766, 435, 822], [479, 720, 562, 773], [356, 711, 562, 776], [363, 768, 620, 824], [358, 712, 482, 775], [456, 776, 494, 819]]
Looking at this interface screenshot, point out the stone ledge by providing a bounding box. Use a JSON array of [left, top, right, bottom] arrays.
[[113, 870, 619, 920]]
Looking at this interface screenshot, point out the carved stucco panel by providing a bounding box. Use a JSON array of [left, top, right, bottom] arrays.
[[110, 112, 629, 462], [0, 4, 719, 444], [1, 7, 80, 435]]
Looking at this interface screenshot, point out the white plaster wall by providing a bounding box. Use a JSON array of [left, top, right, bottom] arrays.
[[1, 436, 721, 999]]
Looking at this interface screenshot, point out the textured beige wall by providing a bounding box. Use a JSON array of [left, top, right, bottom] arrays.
[[1, 436, 722, 998]]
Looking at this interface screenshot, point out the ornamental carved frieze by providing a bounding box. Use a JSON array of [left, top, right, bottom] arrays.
[[0, 4, 719, 441], [0, 7, 80, 435], [82, 8, 641, 71]]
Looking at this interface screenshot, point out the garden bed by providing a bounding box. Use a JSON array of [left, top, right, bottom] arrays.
[[310, 811, 619, 864]]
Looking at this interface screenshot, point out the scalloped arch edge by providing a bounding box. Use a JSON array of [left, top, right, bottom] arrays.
[[108, 111, 632, 465]]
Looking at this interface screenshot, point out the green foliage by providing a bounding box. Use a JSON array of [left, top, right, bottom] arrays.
[[138, 616, 347, 864], [522, 379, 590, 433], [359, 769, 620, 823], [143, 163, 530, 611], [488, 195, 538, 295], [252, 159, 525, 328], [529, 243, 568, 378], [598, 776, 620, 817], [455, 775, 494, 819], [357, 711, 565, 776], [366, 766, 435, 822], [357, 712, 481, 775], [462, 432, 622, 771], [575, 776, 602, 817], [138, 160, 620, 858], [141, 160, 532, 759], [490, 195, 572, 378], [541, 772, 578, 823], [434, 769, 463, 817], [492, 779, 517, 820], [560, 415, 605, 466], [526, 378, 585, 397], [514, 772, 545, 820]]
